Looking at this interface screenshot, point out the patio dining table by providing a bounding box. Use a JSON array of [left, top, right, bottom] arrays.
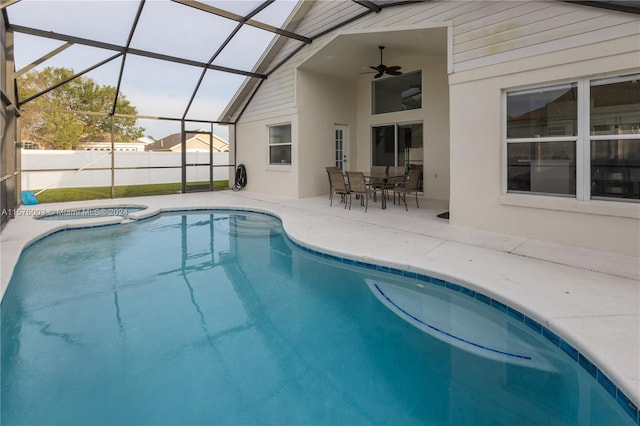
[[364, 170, 405, 209]]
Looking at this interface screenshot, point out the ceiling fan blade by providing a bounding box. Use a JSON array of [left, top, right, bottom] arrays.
[[367, 46, 401, 79]]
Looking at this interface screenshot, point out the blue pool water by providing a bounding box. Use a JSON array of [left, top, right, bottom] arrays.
[[1, 210, 634, 425]]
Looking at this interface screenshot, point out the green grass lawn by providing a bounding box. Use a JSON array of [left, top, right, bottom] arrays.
[[32, 181, 230, 203]]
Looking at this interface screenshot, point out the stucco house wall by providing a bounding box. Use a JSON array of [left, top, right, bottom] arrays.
[[233, 109, 299, 196], [353, 53, 451, 202], [449, 28, 640, 256], [297, 69, 356, 197], [229, 1, 640, 256]]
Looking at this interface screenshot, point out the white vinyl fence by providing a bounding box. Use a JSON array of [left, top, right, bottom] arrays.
[[21, 150, 232, 191]]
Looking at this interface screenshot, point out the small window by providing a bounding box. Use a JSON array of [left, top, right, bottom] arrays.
[[269, 124, 291, 165], [372, 70, 422, 115]]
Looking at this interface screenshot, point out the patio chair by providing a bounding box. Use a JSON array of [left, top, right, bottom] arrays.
[[328, 169, 349, 207], [368, 165, 387, 202], [346, 171, 370, 212], [326, 166, 340, 200], [394, 169, 420, 211], [384, 166, 405, 205]]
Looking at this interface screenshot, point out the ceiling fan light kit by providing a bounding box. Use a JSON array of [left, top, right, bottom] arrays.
[[370, 45, 403, 78]]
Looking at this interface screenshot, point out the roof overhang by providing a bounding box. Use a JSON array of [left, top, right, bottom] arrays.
[[298, 27, 447, 82]]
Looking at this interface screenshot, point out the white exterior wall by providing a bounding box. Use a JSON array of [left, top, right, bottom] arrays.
[[354, 54, 451, 201], [297, 70, 356, 197], [234, 110, 299, 196], [242, 1, 640, 115], [233, 0, 640, 255], [449, 32, 640, 256]]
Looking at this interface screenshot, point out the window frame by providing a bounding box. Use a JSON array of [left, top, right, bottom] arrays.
[[267, 122, 292, 166], [503, 74, 639, 203]]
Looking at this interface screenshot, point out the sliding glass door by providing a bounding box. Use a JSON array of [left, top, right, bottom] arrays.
[[372, 125, 396, 166], [372, 122, 423, 190]]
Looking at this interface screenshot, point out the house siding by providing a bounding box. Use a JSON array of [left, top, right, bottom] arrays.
[[453, 4, 639, 72], [242, 1, 637, 121]]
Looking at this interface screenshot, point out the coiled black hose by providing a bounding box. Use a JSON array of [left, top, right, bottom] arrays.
[[232, 164, 247, 191]]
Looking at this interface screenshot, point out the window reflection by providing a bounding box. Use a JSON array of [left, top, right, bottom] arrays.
[[372, 71, 422, 115], [508, 142, 576, 196], [372, 125, 395, 166], [591, 77, 640, 136], [507, 84, 577, 138], [591, 140, 640, 200], [269, 124, 292, 165]]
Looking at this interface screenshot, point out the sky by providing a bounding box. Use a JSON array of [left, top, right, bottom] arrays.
[[6, 0, 300, 141]]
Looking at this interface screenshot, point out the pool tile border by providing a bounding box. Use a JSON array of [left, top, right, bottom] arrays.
[[20, 208, 639, 424], [290, 238, 640, 424]]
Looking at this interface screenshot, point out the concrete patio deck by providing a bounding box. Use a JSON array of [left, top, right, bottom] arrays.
[[1, 190, 638, 413]]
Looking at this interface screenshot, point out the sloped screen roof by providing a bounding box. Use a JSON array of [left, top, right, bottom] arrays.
[[3, 0, 311, 137], [2, 1, 422, 137], [2, 0, 638, 138]]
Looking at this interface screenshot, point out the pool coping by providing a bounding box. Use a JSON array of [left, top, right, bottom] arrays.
[[1, 191, 638, 423]]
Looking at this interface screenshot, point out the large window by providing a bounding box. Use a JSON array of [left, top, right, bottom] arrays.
[[268, 123, 291, 165], [372, 70, 422, 115], [505, 74, 639, 201]]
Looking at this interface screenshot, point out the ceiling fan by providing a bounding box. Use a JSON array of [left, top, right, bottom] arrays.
[[369, 46, 402, 79]]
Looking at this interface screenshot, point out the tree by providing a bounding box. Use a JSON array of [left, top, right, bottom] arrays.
[[18, 67, 144, 149]]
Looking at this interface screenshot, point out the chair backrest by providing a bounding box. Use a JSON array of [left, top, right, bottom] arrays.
[[370, 165, 387, 184], [405, 169, 420, 189], [326, 166, 339, 187], [388, 166, 405, 178], [388, 166, 406, 183], [346, 172, 367, 193], [328, 170, 347, 191]]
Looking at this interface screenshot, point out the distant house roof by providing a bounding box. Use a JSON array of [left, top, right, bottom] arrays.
[[137, 136, 156, 145], [146, 130, 229, 152]]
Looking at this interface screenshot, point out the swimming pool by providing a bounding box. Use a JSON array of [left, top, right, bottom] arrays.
[[1, 210, 634, 425], [35, 205, 147, 220]]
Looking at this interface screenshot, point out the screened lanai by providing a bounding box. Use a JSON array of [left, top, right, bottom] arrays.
[[0, 0, 429, 226], [1, 0, 638, 228]]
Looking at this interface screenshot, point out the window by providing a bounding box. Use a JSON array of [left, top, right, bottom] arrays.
[[268, 123, 291, 165], [506, 84, 577, 196], [505, 74, 640, 201], [372, 122, 423, 190], [590, 76, 640, 200], [372, 70, 422, 115]]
